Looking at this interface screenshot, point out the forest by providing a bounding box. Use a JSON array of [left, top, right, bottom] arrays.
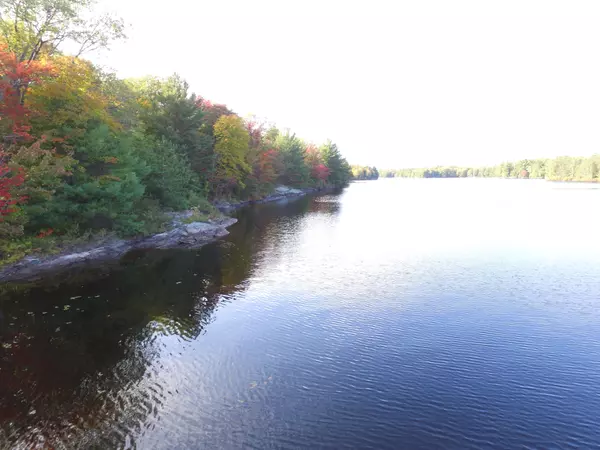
[[381, 155, 600, 181], [351, 165, 379, 180], [0, 0, 359, 264]]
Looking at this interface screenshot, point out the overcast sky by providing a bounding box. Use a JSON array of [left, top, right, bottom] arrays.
[[94, 0, 600, 168]]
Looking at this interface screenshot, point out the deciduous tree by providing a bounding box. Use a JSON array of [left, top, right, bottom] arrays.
[[212, 115, 250, 197], [27, 55, 116, 140], [0, 0, 125, 62], [0, 43, 54, 141]]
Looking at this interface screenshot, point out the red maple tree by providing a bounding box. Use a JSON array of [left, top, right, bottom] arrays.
[[255, 149, 281, 185], [313, 163, 330, 181], [305, 144, 330, 182], [0, 43, 54, 143]]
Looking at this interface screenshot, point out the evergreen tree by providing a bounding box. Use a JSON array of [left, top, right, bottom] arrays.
[[277, 132, 310, 187], [321, 140, 351, 187]]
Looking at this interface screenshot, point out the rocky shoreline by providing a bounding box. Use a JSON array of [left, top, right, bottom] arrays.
[[0, 185, 317, 284], [213, 185, 320, 211]]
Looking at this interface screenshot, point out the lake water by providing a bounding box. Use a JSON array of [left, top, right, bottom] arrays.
[[2, 179, 600, 449]]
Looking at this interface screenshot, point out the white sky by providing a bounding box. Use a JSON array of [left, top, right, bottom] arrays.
[[92, 0, 600, 168]]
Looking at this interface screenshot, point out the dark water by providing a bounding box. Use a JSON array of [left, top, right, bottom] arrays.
[[2, 179, 600, 449]]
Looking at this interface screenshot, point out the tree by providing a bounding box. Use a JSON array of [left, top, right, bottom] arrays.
[[96, 71, 140, 130], [212, 115, 250, 197], [0, 151, 24, 217], [276, 132, 310, 187], [197, 99, 234, 134], [306, 143, 335, 186], [0, 149, 26, 238], [313, 163, 330, 182], [351, 165, 379, 180], [130, 75, 203, 152], [575, 157, 598, 181], [320, 140, 351, 187], [245, 118, 264, 150], [137, 137, 201, 210], [241, 119, 285, 197], [130, 75, 215, 189], [547, 156, 576, 181], [38, 125, 149, 235], [530, 159, 547, 179], [27, 55, 117, 141], [263, 126, 280, 146], [247, 148, 283, 196], [0, 42, 54, 141], [0, 0, 125, 62], [8, 140, 73, 234]]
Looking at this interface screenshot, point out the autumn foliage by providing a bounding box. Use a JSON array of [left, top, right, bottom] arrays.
[[0, 155, 25, 218], [0, 43, 55, 142], [0, 22, 355, 263], [305, 144, 329, 183]]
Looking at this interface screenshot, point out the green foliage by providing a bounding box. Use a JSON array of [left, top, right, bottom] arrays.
[[136, 198, 170, 234], [0, 207, 26, 240], [36, 126, 149, 235], [93, 70, 147, 132], [137, 137, 201, 210], [212, 115, 250, 197], [27, 55, 118, 140], [0, 37, 357, 264], [351, 165, 379, 180], [0, 0, 125, 62], [382, 154, 600, 182], [182, 205, 220, 224], [0, 237, 34, 266], [198, 101, 234, 134], [320, 140, 351, 187], [131, 75, 203, 152], [189, 133, 216, 190], [8, 140, 74, 234], [129, 75, 216, 188], [276, 132, 310, 187]]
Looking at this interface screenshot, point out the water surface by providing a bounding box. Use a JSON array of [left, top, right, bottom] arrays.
[[2, 179, 600, 449]]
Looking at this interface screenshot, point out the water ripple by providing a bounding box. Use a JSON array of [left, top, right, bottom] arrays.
[[3, 181, 600, 448]]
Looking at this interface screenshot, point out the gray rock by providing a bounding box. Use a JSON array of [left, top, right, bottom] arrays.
[[0, 217, 237, 284], [274, 185, 292, 194], [215, 185, 319, 211]]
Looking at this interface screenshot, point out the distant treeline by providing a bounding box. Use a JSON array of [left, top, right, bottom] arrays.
[[380, 155, 600, 182], [351, 165, 379, 180]]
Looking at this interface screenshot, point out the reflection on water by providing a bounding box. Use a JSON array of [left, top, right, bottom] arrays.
[[2, 182, 600, 449], [0, 196, 325, 448]]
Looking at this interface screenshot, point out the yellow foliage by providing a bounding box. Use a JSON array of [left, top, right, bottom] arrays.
[[27, 55, 118, 138], [213, 115, 250, 192]]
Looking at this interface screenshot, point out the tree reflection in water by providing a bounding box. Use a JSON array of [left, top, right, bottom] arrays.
[[0, 194, 342, 448]]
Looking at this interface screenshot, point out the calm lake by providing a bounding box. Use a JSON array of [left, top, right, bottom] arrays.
[[2, 179, 600, 449]]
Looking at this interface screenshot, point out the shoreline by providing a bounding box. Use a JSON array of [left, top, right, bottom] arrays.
[[380, 177, 600, 183], [213, 185, 324, 211], [0, 186, 322, 284]]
